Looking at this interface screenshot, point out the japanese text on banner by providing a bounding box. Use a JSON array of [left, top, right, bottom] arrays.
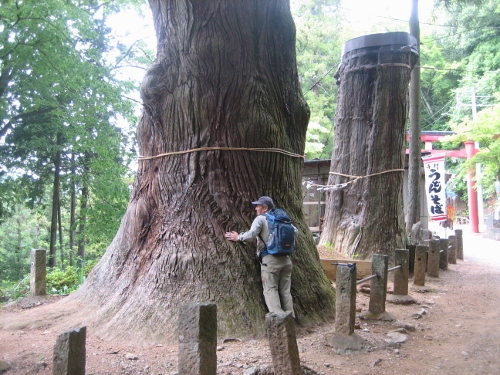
[[423, 155, 447, 221]]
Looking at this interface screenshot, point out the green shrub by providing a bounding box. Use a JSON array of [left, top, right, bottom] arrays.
[[0, 276, 30, 303], [46, 266, 78, 294]]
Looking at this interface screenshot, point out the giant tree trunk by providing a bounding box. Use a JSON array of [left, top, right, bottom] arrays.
[[70, 0, 335, 343], [319, 33, 418, 260]]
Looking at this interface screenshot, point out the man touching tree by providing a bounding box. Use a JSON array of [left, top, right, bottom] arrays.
[[67, 0, 335, 342], [225, 196, 296, 318]]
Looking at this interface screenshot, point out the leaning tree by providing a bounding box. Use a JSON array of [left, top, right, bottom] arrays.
[[63, 0, 335, 343]]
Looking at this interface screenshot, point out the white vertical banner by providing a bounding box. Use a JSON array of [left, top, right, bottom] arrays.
[[422, 154, 447, 221]]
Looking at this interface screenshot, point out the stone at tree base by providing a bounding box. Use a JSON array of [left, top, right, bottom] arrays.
[[360, 310, 396, 321], [178, 303, 217, 375], [325, 331, 366, 355], [266, 312, 301, 375], [243, 364, 320, 375], [385, 331, 408, 345], [0, 360, 10, 374], [52, 326, 86, 375], [387, 294, 417, 305]]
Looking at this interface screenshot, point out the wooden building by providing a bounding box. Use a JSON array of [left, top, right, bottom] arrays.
[[302, 156, 430, 233]]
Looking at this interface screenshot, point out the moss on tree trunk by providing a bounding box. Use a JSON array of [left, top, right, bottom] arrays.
[[69, 0, 335, 343]]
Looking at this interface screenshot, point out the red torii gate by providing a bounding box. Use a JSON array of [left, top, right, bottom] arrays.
[[406, 131, 480, 233]]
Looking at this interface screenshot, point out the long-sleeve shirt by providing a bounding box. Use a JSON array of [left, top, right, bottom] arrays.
[[238, 215, 270, 251]]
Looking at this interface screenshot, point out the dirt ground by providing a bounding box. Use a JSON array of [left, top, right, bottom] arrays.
[[1, 224, 499, 375]]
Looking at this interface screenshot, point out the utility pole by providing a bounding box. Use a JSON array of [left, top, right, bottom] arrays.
[[471, 87, 485, 232], [407, 0, 422, 239]]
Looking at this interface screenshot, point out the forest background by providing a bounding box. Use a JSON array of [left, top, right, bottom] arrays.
[[1, 0, 499, 300]]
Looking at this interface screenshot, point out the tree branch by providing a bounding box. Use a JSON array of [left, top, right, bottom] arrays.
[[0, 106, 58, 138]]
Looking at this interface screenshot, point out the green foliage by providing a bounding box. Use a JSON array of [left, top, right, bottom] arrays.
[[433, 0, 500, 98], [0, 0, 144, 271], [446, 97, 500, 199], [292, 0, 342, 159], [46, 266, 79, 294], [420, 35, 462, 130], [0, 277, 30, 303], [0, 205, 48, 282]]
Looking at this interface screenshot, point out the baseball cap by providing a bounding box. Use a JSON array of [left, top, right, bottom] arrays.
[[252, 196, 274, 209]]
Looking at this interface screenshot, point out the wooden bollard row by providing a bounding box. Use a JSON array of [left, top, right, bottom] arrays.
[[178, 303, 302, 375], [329, 250, 413, 353], [44, 229, 466, 369], [333, 232, 465, 349], [414, 228, 464, 287], [51, 304, 302, 375]]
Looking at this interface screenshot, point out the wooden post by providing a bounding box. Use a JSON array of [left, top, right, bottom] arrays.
[[178, 303, 217, 375], [388, 249, 416, 304], [360, 254, 395, 321], [455, 229, 464, 260], [413, 245, 427, 286], [427, 239, 440, 278], [448, 235, 457, 264], [53, 327, 86, 375], [30, 249, 46, 296], [266, 312, 301, 375], [334, 264, 357, 335], [439, 238, 448, 270]]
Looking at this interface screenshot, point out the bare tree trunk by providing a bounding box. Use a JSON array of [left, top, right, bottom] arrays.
[[58, 197, 64, 268], [49, 132, 62, 268], [320, 33, 418, 260], [406, 0, 422, 240], [69, 153, 76, 266], [71, 0, 335, 342], [77, 172, 88, 270]]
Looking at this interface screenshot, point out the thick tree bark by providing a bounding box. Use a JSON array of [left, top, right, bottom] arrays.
[[70, 0, 335, 342], [320, 33, 417, 260]]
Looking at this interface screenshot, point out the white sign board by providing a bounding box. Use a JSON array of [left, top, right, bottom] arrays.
[[422, 154, 447, 222]]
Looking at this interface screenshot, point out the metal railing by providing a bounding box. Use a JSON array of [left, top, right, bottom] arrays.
[[356, 264, 401, 285]]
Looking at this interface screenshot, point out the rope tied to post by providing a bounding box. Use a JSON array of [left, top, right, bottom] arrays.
[[138, 146, 305, 161], [304, 168, 405, 191]]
